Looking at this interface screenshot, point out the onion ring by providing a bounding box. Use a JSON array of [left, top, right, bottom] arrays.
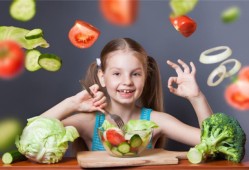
[[219, 58, 241, 78], [207, 65, 226, 86], [200, 46, 232, 64]]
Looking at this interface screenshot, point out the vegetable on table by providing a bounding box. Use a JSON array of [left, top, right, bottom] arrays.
[[187, 113, 246, 164], [68, 20, 100, 49], [10, 0, 36, 22], [2, 150, 27, 164], [15, 116, 79, 164], [169, 15, 197, 37], [0, 118, 22, 151], [0, 40, 25, 79], [99, 0, 138, 26]]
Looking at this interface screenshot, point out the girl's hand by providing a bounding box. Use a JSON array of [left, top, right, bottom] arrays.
[[167, 59, 200, 99], [72, 84, 107, 113]]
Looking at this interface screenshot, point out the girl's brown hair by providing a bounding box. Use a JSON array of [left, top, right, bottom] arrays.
[[84, 38, 164, 112]]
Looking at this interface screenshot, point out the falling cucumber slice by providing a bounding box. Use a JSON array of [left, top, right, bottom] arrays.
[[38, 54, 62, 72], [25, 29, 43, 40], [170, 0, 198, 17], [25, 50, 42, 72], [221, 6, 240, 24], [10, 0, 36, 22]]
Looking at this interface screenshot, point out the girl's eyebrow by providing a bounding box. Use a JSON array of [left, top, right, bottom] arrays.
[[109, 67, 143, 71]]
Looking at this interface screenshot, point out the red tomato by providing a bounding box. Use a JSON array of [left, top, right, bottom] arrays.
[[225, 83, 249, 110], [169, 15, 197, 37], [238, 66, 249, 82], [0, 41, 25, 79], [100, 0, 138, 26], [68, 20, 100, 49], [105, 128, 125, 145]]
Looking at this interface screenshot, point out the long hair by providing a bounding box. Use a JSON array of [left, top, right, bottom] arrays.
[[84, 38, 164, 112]]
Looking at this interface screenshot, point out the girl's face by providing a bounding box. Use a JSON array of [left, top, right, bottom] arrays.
[[101, 51, 146, 105]]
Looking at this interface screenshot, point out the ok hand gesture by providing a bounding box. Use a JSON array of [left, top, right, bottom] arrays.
[[167, 59, 200, 99]]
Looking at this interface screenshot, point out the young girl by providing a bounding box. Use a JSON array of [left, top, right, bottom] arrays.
[[41, 38, 213, 152]]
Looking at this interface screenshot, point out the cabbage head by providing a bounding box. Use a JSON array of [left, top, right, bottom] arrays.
[[15, 116, 79, 164]]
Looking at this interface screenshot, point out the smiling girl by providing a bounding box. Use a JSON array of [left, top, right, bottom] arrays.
[[41, 38, 213, 152]]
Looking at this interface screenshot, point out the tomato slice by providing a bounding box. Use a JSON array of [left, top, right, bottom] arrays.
[[169, 15, 197, 37], [68, 20, 100, 49], [100, 0, 138, 26], [225, 83, 249, 110], [0, 40, 25, 79], [238, 66, 249, 82]]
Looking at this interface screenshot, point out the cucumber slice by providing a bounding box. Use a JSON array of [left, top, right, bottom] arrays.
[[130, 134, 142, 148], [10, 0, 36, 22], [25, 50, 42, 72], [25, 29, 43, 40], [117, 142, 130, 154], [38, 54, 62, 72], [111, 147, 123, 157], [221, 6, 240, 24], [2, 150, 27, 164]]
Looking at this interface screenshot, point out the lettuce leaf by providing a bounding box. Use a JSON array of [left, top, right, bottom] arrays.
[[0, 26, 49, 49]]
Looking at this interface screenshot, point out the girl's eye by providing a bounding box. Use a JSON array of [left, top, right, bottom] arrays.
[[133, 72, 141, 76], [113, 72, 120, 76]]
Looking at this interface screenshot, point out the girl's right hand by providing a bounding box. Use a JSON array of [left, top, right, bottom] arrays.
[[72, 84, 107, 113]]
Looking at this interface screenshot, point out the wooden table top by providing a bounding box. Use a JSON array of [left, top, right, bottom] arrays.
[[1, 156, 249, 170]]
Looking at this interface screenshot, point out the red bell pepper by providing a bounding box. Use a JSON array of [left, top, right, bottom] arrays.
[[169, 15, 197, 37]]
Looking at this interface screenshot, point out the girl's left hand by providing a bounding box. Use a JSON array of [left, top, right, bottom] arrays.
[[167, 59, 200, 99]]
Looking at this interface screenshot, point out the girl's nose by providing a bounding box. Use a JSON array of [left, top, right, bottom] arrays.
[[122, 75, 132, 85]]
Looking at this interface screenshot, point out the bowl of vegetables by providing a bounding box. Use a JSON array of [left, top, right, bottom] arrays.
[[98, 120, 158, 157]]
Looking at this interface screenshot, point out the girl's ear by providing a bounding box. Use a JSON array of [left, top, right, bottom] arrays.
[[97, 69, 105, 87]]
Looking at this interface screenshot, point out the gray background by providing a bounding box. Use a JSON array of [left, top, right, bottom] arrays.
[[1, 0, 248, 154]]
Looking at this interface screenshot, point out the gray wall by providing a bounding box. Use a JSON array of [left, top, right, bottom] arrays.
[[1, 1, 248, 153]]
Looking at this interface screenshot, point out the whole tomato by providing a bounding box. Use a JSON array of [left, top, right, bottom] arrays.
[[238, 66, 249, 82], [100, 0, 138, 26], [0, 41, 25, 79], [169, 15, 197, 37], [225, 83, 249, 110]]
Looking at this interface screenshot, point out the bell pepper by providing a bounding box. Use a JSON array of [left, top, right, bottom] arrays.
[[169, 15, 197, 37]]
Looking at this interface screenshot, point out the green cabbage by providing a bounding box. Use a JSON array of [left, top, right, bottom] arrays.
[[15, 116, 79, 164], [0, 26, 49, 49]]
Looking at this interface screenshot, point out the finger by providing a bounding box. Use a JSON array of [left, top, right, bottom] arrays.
[[168, 77, 178, 87], [168, 85, 176, 94], [178, 59, 190, 73], [93, 91, 105, 102], [93, 96, 107, 107], [97, 103, 107, 113], [90, 84, 99, 93], [190, 61, 196, 75], [167, 60, 183, 75]]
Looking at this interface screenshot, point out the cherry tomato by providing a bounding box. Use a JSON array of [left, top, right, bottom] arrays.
[[100, 0, 138, 26], [0, 40, 25, 79], [169, 15, 197, 37], [225, 83, 249, 110], [68, 20, 100, 49], [238, 66, 249, 82]]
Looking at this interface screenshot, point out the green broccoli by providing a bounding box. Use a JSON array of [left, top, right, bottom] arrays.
[[187, 113, 246, 164]]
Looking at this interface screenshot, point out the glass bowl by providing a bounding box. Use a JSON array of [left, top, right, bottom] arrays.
[[98, 127, 153, 157]]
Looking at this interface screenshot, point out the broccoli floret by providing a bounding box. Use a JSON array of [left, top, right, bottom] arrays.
[[187, 113, 246, 164]]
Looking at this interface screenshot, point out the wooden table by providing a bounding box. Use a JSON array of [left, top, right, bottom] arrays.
[[1, 156, 249, 170]]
